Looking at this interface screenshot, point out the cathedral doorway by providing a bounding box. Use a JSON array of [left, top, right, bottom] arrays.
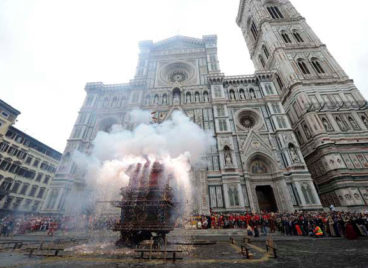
[[256, 185, 278, 212]]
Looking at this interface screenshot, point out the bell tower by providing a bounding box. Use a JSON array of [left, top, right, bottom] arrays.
[[237, 0, 368, 208]]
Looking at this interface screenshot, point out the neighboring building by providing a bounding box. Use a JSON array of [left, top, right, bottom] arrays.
[[0, 100, 61, 216], [45, 0, 368, 215], [236, 0, 368, 208]]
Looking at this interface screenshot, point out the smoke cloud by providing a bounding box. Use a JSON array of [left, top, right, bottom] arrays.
[[71, 110, 215, 215]]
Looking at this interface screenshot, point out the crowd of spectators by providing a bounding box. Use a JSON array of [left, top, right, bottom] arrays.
[[2, 210, 368, 240], [0, 214, 118, 237], [188, 210, 368, 239]]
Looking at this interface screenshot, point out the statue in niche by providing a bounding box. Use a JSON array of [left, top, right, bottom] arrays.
[[224, 146, 233, 166], [195, 93, 200, 102], [289, 144, 300, 163], [173, 90, 180, 105], [336, 116, 347, 131], [225, 152, 233, 166], [249, 88, 256, 99], [348, 117, 360, 129], [163, 95, 167, 104], [204, 92, 209, 102], [239, 90, 245, 100], [303, 124, 311, 138], [230, 90, 235, 100], [186, 93, 191, 103], [322, 118, 333, 131], [361, 116, 368, 128]]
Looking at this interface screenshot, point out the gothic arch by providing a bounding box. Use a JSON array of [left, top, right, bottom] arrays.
[[172, 87, 181, 104], [185, 92, 192, 103], [98, 117, 119, 133], [229, 89, 236, 100], [162, 93, 168, 104], [194, 91, 200, 102], [203, 91, 209, 102], [145, 94, 151, 105], [153, 94, 159, 104], [245, 153, 278, 175], [239, 88, 246, 99], [111, 97, 119, 107], [102, 97, 110, 107]]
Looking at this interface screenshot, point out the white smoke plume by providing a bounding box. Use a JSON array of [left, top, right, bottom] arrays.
[[71, 110, 215, 215]]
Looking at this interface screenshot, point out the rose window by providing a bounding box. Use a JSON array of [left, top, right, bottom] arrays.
[[240, 115, 255, 128]]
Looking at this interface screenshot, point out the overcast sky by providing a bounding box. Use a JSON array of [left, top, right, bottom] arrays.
[[1, 0, 367, 152]]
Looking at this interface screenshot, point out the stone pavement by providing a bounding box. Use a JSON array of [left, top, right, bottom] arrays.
[[0, 229, 367, 268]]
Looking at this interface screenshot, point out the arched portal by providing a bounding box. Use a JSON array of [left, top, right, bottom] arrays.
[[255, 185, 278, 212]]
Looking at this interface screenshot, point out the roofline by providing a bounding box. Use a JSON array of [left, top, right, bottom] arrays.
[[153, 35, 204, 47], [236, 0, 246, 26], [139, 35, 218, 51], [8, 126, 62, 159], [0, 99, 21, 116]]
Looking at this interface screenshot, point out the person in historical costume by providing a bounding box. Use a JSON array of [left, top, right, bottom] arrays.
[[269, 213, 276, 233], [295, 221, 303, 236], [328, 216, 336, 236], [345, 220, 358, 240]]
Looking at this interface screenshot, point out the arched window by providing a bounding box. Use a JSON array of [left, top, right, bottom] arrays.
[[203, 91, 209, 102], [249, 88, 256, 99], [361, 115, 368, 128], [162, 94, 168, 104], [348, 116, 360, 130], [111, 97, 118, 107], [275, 74, 284, 90], [195, 92, 200, 102], [293, 31, 304, 43], [311, 58, 325, 74], [99, 117, 118, 133], [186, 92, 191, 103], [265, 84, 273, 95], [154, 94, 159, 104], [335, 116, 349, 131], [224, 146, 233, 166], [322, 118, 333, 132], [281, 31, 292, 43], [259, 55, 266, 68], [262, 45, 270, 59], [296, 130, 303, 144], [172, 88, 181, 104], [250, 21, 258, 39], [302, 186, 311, 204], [307, 185, 316, 204], [297, 59, 311, 75], [103, 97, 110, 107], [229, 89, 236, 100], [277, 116, 287, 129], [303, 124, 311, 138], [267, 6, 284, 19], [120, 96, 127, 106], [145, 95, 150, 105], [228, 185, 239, 206]]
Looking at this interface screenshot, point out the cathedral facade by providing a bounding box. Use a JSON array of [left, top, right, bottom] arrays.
[[43, 0, 368, 215]]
